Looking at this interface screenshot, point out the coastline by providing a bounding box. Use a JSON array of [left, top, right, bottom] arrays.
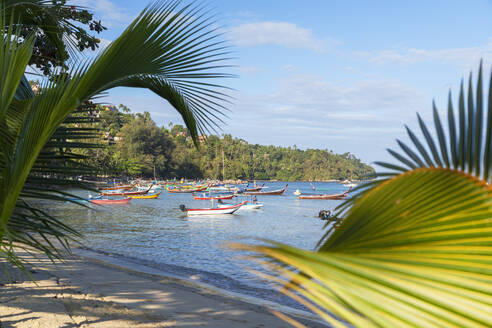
[[0, 248, 328, 328]]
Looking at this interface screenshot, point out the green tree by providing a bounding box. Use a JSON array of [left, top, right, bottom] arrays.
[[116, 112, 174, 177], [234, 63, 492, 327], [6, 0, 106, 76]]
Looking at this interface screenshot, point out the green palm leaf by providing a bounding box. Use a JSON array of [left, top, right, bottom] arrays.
[[1, 0, 232, 268], [234, 169, 492, 327], [378, 61, 490, 179]]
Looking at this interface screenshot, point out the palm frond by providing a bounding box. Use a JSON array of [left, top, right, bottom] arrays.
[[379, 61, 490, 179], [234, 168, 492, 327]]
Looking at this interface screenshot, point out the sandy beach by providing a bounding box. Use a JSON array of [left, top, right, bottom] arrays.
[[0, 248, 326, 328]]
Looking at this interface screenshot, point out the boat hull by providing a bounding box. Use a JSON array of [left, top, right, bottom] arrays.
[[100, 186, 152, 196], [243, 185, 287, 196], [219, 203, 263, 210], [91, 198, 131, 204], [298, 192, 347, 200], [168, 186, 208, 193], [185, 201, 247, 216], [129, 192, 161, 199], [193, 194, 234, 200], [98, 184, 135, 191]]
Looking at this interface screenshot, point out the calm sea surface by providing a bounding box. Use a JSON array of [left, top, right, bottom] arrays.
[[50, 181, 350, 309]]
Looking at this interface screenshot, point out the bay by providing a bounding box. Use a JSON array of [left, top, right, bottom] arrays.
[[50, 181, 351, 309]]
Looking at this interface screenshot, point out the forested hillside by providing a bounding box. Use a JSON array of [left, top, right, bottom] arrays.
[[82, 105, 375, 180]]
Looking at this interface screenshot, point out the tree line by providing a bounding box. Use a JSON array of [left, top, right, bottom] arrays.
[[82, 105, 375, 180]]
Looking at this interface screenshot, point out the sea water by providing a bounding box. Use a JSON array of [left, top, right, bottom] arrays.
[[50, 181, 350, 310]]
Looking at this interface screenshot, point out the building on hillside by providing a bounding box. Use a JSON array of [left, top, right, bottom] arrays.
[[198, 134, 207, 143], [104, 105, 118, 112]]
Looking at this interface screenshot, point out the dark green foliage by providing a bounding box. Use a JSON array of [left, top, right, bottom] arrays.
[[6, 0, 106, 75], [167, 132, 374, 180], [116, 112, 174, 177]]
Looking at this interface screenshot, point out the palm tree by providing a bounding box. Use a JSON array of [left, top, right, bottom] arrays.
[[0, 1, 232, 269], [233, 62, 492, 327]]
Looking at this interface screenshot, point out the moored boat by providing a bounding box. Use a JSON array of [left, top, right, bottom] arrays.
[[65, 195, 103, 202], [206, 185, 239, 193], [98, 183, 135, 191], [244, 183, 264, 192], [193, 194, 234, 200], [219, 203, 263, 210], [243, 184, 287, 196], [298, 192, 348, 200], [100, 185, 153, 196], [168, 186, 208, 193], [91, 198, 131, 204], [180, 201, 247, 216], [128, 192, 161, 199]]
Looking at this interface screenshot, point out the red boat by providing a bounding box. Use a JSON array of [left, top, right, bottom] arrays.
[[91, 198, 131, 204], [193, 194, 234, 200], [298, 192, 348, 200], [168, 186, 208, 193], [243, 184, 287, 196], [100, 185, 152, 196]]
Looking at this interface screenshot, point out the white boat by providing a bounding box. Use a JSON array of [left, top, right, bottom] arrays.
[[136, 184, 161, 191], [180, 201, 247, 216], [207, 185, 239, 193], [219, 203, 263, 210], [341, 180, 358, 188]]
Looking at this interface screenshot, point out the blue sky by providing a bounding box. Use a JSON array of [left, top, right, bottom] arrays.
[[74, 0, 492, 166]]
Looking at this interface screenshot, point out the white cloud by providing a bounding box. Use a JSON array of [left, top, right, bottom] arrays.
[[357, 39, 492, 66], [221, 74, 428, 163], [227, 22, 337, 52]]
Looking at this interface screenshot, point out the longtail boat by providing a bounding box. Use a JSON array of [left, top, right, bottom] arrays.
[[218, 202, 263, 210], [193, 194, 234, 200], [91, 198, 131, 204], [298, 192, 348, 200], [245, 186, 263, 192], [243, 184, 287, 196], [65, 195, 103, 202], [98, 183, 135, 191], [168, 186, 208, 193], [100, 185, 152, 196], [180, 201, 247, 216], [244, 183, 264, 192], [128, 192, 161, 199]]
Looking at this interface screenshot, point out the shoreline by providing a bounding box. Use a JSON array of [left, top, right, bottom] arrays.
[[74, 246, 310, 312], [0, 248, 328, 327]]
